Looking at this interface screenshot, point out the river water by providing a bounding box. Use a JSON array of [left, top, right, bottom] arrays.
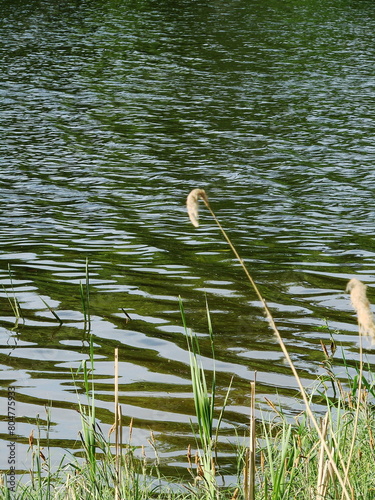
[[1, 0, 375, 479]]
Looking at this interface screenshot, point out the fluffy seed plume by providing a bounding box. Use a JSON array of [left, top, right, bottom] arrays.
[[346, 278, 375, 342], [186, 188, 209, 227]]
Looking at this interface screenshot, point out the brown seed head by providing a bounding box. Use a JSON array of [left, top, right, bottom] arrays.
[[346, 278, 375, 342], [186, 189, 208, 227], [28, 429, 34, 448]]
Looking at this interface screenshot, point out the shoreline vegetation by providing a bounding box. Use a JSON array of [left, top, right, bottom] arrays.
[[1, 189, 375, 499]]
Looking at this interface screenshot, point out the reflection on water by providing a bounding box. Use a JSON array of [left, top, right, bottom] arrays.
[[1, 0, 375, 476]]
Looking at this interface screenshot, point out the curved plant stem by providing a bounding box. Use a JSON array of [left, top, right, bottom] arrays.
[[189, 190, 352, 500]]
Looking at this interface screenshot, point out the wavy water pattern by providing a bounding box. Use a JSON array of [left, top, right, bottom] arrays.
[[1, 0, 375, 477]]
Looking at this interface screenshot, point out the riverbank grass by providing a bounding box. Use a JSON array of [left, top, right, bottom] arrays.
[[2, 326, 375, 499]]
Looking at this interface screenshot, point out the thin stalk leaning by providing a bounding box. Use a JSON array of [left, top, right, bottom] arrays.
[[186, 188, 351, 500]]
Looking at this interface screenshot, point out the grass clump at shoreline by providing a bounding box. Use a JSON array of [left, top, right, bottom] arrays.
[[1, 189, 375, 499], [2, 337, 375, 499]]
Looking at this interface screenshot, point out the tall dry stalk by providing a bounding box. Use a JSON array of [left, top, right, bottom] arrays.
[[114, 348, 121, 500], [186, 188, 351, 500], [316, 413, 331, 500], [342, 278, 375, 499], [244, 378, 256, 500]]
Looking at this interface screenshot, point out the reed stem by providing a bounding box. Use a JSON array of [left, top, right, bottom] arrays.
[[114, 347, 120, 500], [188, 189, 351, 500]]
